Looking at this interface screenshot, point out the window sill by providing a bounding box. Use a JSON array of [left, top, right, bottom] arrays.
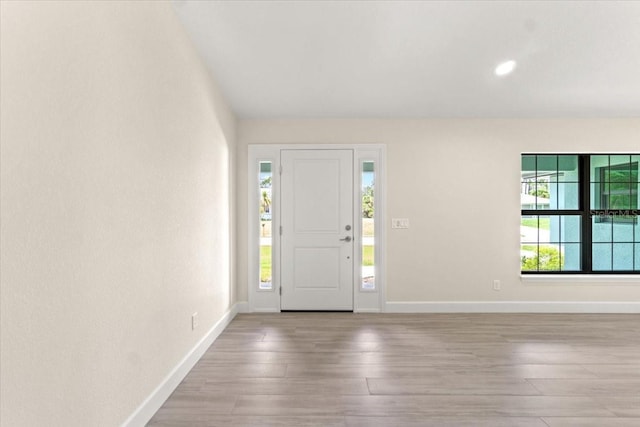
[[521, 274, 640, 284]]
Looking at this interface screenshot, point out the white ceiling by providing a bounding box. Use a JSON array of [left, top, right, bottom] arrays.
[[173, 0, 640, 119]]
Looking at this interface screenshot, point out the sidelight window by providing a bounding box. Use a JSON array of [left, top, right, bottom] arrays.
[[259, 161, 273, 289], [361, 161, 376, 290]]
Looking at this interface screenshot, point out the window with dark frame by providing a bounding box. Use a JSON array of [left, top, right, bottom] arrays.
[[521, 154, 640, 274]]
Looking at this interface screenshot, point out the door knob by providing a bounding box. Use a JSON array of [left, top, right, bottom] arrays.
[[340, 236, 352, 242]]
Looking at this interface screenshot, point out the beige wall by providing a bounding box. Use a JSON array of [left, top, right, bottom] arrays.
[[238, 119, 640, 303], [0, 2, 236, 426]]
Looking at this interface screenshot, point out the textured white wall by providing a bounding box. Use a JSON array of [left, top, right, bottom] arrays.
[[0, 1, 236, 425], [237, 119, 640, 303]]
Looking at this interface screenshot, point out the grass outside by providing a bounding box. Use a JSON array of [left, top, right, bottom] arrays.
[[260, 245, 271, 283], [521, 217, 550, 230], [363, 245, 374, 266]]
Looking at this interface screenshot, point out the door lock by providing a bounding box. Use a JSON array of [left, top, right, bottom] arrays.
[[340, 236, 352, 242]]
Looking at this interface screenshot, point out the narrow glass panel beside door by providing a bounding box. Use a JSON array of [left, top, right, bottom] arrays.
[[362, 161, 375, 290], [259, 161, 273, 290]]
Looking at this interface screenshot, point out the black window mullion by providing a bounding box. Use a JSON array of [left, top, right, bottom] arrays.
[[609, 156, 614, 271], [581, 155, 592, 273], [559, 212, 563, 271], [522, 210, 579, 216], [535, 155, 539, 210], [555, 155, 559, 211], [537, 215, 541, 272]]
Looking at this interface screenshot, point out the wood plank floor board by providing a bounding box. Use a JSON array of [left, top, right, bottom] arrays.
[[431, 364, 599, 379], [284, 362, 599, 379], [366, 377, 542, 395], [583, 364, 640, 378], [474, 351, 640, 365], [542, 417, 640, 427], [284, 363, 445, 378], [527, 378, 640, 396], [199, 378, 370, 396], [184, 363, 288, 378], [337, 395, 613, 417], [345, 416, 549, 427], [148, 415, 346, 427], [337, 352, 480, 366], [594, 396, 640, 417], [147, 313, 640, 426], [230, 394, 597, 418], [199, 350, 342, 364], [232, 395, 345, 416], [211, 332, 266, 342], [312, 341, 428, 352], [208, 340, 317, 352], [444, 342, 577, 354]]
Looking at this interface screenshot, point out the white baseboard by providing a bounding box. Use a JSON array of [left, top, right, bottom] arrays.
[[355, 308, 382, 313], [121, 303, 241, 427], [385, 301, 640, 313], [235, 301, 250, 313]]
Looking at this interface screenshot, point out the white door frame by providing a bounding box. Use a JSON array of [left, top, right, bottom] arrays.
[[247, 144, 386, 313]]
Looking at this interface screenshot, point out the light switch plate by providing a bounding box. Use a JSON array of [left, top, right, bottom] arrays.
[[392, 218, 409, 229]]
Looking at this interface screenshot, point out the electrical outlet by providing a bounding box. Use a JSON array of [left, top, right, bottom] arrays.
[[191, 312, 199, 330], [493, 280, 501, 291]]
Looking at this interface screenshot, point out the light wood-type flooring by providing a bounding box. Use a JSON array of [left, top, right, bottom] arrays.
[[148, 313, 640, 426]]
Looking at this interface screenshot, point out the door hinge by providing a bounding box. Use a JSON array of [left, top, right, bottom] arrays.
[[279, 286, 282, 295], [279, 165, 283, 175], [279, 226, 283, 236]]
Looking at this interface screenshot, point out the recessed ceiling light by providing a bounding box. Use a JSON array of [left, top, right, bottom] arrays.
[[495, 60, 517, 77]]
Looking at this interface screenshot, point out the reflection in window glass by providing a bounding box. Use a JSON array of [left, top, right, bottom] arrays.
[[591, 155, 639, 222], [590, 155, 639, 270], [592, 215, 639, 271], [521, 155, 579, 210], [259, 162, 272, 290], [362, 162, 375, 290]]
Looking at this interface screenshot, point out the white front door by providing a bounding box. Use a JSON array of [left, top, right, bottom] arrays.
[[280, 149, 354, 310]]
